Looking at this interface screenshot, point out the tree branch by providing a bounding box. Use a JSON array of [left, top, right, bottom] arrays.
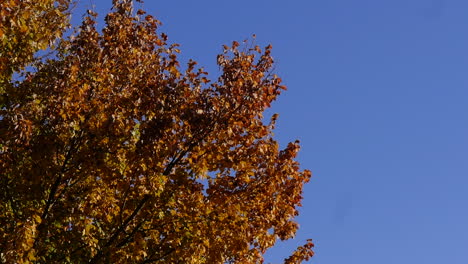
[[89, 194, 151, 264], [41, 133, 82, 220]]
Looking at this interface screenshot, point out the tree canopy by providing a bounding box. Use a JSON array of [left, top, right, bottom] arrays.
[[0, 1, 313, 263]]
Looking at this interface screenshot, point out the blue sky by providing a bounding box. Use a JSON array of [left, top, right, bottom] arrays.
[[73, 1, 468, 263]]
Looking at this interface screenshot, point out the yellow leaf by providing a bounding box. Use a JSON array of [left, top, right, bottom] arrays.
[[33, 215, 42, 224]]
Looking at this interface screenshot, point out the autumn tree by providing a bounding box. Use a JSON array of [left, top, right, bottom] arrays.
[[0, 0, 313, 263]]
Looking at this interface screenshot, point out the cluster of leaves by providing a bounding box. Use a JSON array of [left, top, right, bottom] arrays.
[[0, 0, 70, 86], [0, 0, 313, 263]]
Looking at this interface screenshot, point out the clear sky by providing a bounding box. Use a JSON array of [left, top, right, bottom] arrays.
[[73, 1, 468, 263]]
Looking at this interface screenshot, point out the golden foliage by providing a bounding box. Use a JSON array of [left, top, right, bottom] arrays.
[[0, 1, 313, 263], [0, 0, 70, 85]]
